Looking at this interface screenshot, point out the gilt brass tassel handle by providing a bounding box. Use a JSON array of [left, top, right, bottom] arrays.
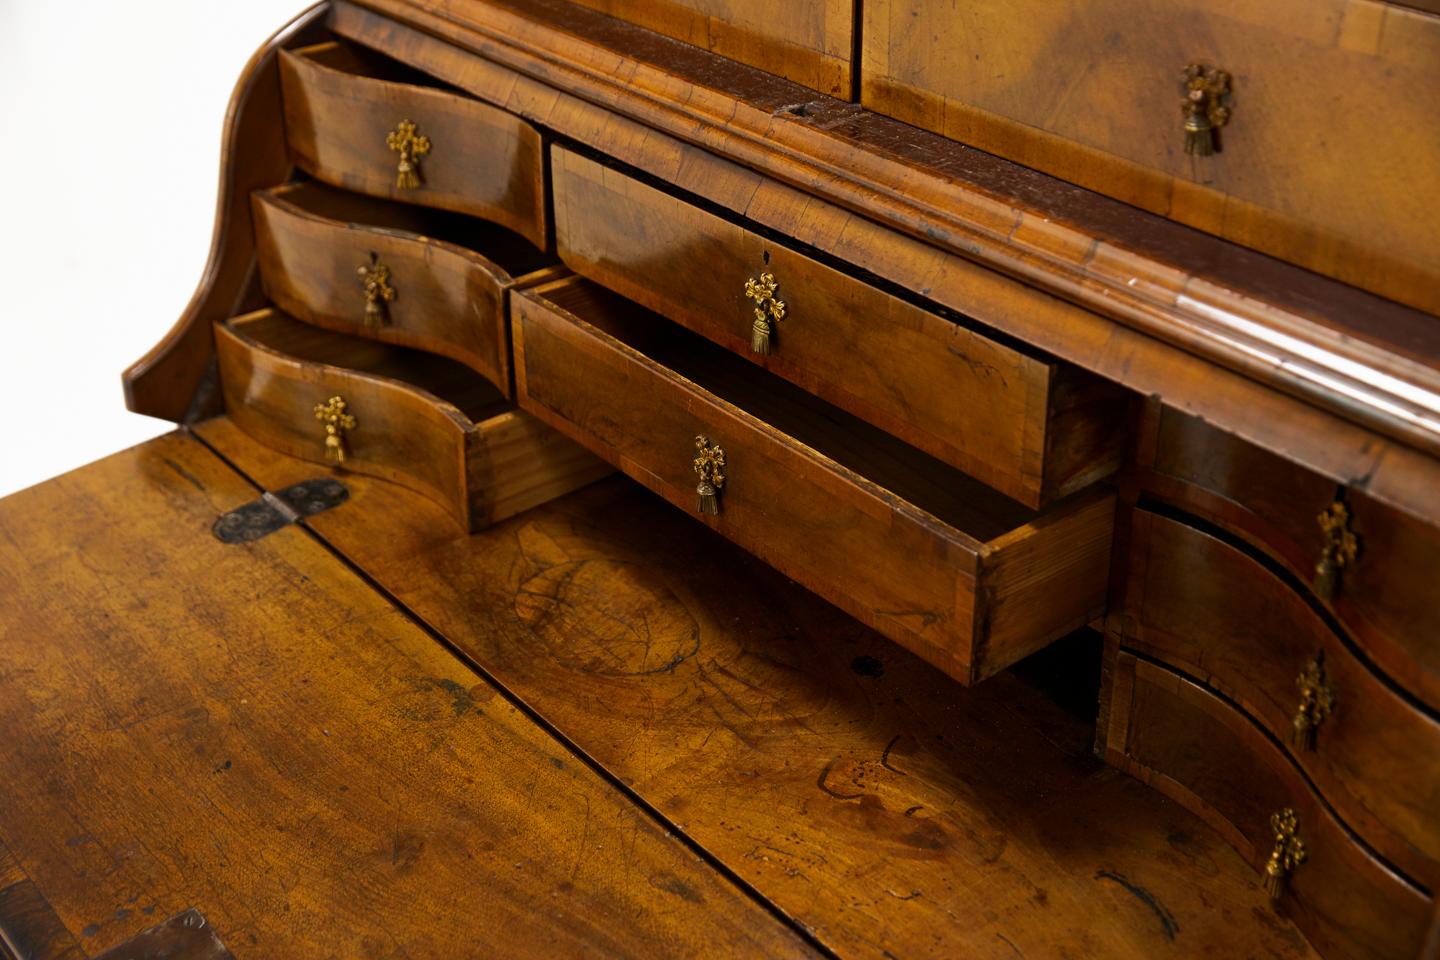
[[693, 436, 726, 515], [1262, 808, 1307, 901], [314, 396, 357, 465], [1181, 63, 1231, 156], [744, 271, 786, 356], [1290, 654, 1334, 752], [1314, 500, 1359, 601], [386, 119, 431, 189], [357, 253, 396, 328]]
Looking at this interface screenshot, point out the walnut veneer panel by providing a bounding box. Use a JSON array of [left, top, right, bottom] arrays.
[[862, 0, 1440, 316], [0, 431, 817, 959]]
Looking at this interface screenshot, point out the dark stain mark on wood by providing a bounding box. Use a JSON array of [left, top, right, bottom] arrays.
[[816, 758, 864, 800], [1095, 869, 1180, 940], [880, 734, 908, 775], [91, 908, 235, 960], [648, 873, 704, 904], [850, 655, 884, 678], [161, 457, 206, 492]]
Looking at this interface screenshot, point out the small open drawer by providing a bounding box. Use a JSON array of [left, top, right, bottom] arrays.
[[511, 277, 1115, 684], [215, 308, 610, 532], [278, 40, 547, 248], [253, 181, 556, 393]]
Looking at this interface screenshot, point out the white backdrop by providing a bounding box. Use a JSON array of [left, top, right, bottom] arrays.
[[0, 1, 306, 499]]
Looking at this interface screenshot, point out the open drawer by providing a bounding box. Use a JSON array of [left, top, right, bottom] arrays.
[[278, 40, 547, 248], [511, 277, 1115, 684], [253, 181, 556, 393], [215, 308, 610, 532]]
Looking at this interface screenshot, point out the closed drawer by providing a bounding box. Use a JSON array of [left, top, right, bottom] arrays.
[[215, 308, 609, 531], [1104, 652, 1431, 960], [511, 277, 1114, 685], [253, 182, 556, 393], [1146, 407, 1440, 712], [551, 148, 1125, 509], [860, 0, 1440, 314], [278, 41, 547, 248], [1120, 508, 1440, 889]]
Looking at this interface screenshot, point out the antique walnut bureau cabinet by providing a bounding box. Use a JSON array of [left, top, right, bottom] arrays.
[[1, 0, 1437, 958]]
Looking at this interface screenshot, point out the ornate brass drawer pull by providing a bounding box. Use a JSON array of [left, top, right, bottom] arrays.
[[1181, 63, 1231, 157], [314, 395, 357, 464], [1314, 500, 1359, 601], [357, 253, 396, 328], [693, 436, 726, 515], [1263, 808, 1307, 901], [386, 119, 431, 189], [1291, 654, 1335, 752], [744, 271, 786, 355]]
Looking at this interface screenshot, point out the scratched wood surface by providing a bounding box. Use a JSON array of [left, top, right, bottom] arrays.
[[0, 432, 817, 959], [199, 415, 1323, 960]]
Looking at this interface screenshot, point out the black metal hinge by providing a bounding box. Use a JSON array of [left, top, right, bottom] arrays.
[[212, 478, 350, 543]]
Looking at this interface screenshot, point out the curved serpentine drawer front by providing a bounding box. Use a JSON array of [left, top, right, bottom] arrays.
[[510, 276, 1115, 686], [215, 308, 609, 532], [1146, 407, 1440, 713], [278, 40, 548, 249], [1120, 509, 1440, 891], [1105, 652, 1432, 960], [549, 147, 1127, 510], [860, 0, 1440, 315], [252, 182, 555, 393]]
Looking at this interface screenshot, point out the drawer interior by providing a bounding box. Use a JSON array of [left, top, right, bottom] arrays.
[[535, 279, 1037, 539], [262, 181, 552, 274], [227, 310, 509, 424], [293, 39, 455, 93]]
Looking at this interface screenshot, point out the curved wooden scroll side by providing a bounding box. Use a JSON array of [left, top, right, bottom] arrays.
[[122, 3, 331, 423]]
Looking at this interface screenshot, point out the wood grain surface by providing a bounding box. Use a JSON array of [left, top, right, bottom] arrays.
[[199, 414, 1325, 960], [279, 40, 548, 247], [0, 431, 818, 960]]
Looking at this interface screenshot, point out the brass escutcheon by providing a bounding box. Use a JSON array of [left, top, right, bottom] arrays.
[[1314, 500, 1359, 601], [693, 436, 726, 515], [744, 271, 786, 356], [357, 253, 396, 328], [314, 395, 357, 465], [386, 119, 431, 190], [1181, 63, 1231, 157], [1262, 808, 1307, 901], [1290, 654, 1335, 752]]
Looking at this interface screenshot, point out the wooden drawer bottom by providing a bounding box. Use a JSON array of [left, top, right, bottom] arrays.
[[1103, 651, 1431, 960], [215, 308, 609, 531]]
